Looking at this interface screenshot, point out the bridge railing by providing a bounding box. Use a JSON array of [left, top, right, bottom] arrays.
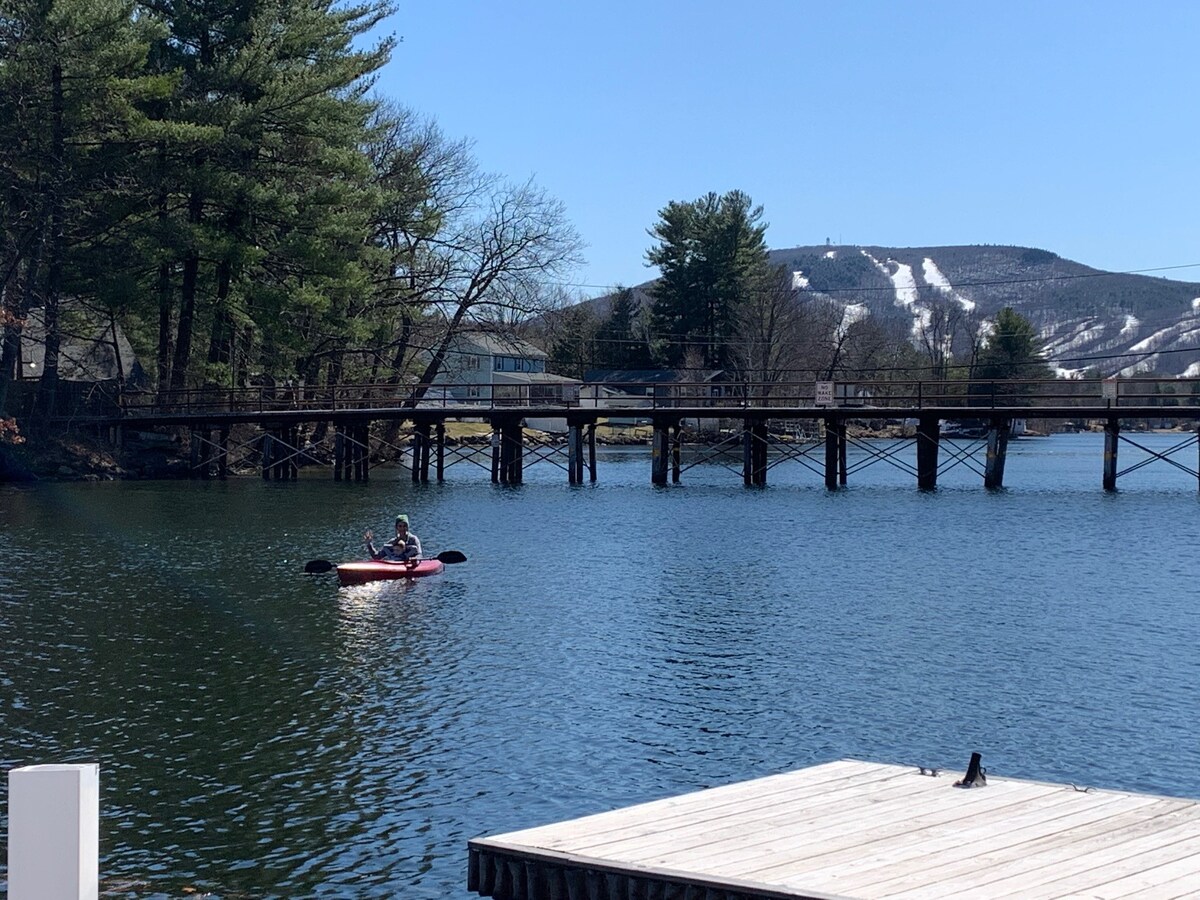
[[116, 382, 585, 417], [628, 378, 1200, 411], [113, 377, 1200, 418]]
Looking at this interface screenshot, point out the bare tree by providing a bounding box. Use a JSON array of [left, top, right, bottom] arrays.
[[914, 292, 964, 381], [731, 268, 825, 397], [404, 177, 583, 405]]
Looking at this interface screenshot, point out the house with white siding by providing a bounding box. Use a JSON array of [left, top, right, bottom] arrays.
[[428, 330, 579, 431]]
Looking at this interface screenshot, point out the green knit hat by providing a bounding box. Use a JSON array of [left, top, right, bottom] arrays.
[[395, 514, 409, 526]]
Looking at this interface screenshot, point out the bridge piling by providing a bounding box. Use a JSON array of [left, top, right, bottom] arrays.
[[568, 424, 578, 484], [189, 429, 200, 478], [217, 427, 229, 479], [588, 423, 597, 482], [260, 432, 273, 480], [436, 420, 445, 482], [672, 423, 682, 483], [824, 418, 846, 490], [411, 423, 431, 483], [742, 422, 752, 486], [917, 415, 940, 490], [652, 422, 671, 485], [1104, 419, 1119, 491], [493, 419, 523, 484], [984, 417, 1010, 489]]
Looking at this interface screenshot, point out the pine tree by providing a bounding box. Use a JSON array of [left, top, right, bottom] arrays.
[[645, 190, 770, 370], [970, 306, 1052, 405], [594, 286, 651, 370]]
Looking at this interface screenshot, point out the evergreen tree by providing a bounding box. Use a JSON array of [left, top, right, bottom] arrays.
[[645, 190, 770, 370], [969, 306, 1052, 405], [0, 0, 168, 417], [594, 286, 652, 370]]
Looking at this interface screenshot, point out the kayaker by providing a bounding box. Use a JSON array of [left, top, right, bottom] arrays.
[[364, 514, 422, 564]]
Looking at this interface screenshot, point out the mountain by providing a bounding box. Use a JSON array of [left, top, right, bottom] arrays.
[[590, 245, 1200, 378], [769, 245, 1200, 378]]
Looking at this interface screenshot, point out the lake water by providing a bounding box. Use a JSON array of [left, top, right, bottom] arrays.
[[2, 432, 1200, 898]]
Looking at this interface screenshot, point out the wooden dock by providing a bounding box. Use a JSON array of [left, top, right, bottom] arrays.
[[468, 759, 1200, 899]]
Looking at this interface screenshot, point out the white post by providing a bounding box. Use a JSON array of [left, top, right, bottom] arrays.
[[7, 763, 99, 900]]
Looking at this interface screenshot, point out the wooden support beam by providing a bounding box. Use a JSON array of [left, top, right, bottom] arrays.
[[916, 415, 940, 490], [587, 423, 597, 482], [352, 424, 367, 482], [825, 417, 839, 490], [743, 419, 753, 486], [189, 429, 200, 478], [671, 422, 681, 484], [651, 422, 670, 484], [260, 432, 272, 480], [288, 426, 298, 480], [838, 419, 848, 486], [436, 419, 445, 482], [753, 421, 768, 485], [422, 423, 432, 482], [568, 424, 580, 484], [984, 417, 1010, 489], [1104, 418, 1119, 491], [411, 425, 423, 483], [510, 422, 524, 484], [333, 428, 344, 481], [494, 420, 523, 484], [490, 427, 500, 483], [202, 428, 214, 479], [217, 427, 229, 480]]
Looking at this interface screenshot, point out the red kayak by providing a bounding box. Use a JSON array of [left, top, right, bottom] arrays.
[[336, 558, 446, 586]]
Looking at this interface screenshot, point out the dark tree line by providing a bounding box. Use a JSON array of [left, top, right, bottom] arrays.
[[0, 0, 581, 432]]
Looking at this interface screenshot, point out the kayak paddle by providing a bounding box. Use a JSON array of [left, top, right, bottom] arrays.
[[303, 550, 467, 574]]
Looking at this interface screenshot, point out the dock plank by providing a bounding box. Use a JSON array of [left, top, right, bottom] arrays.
[[847, 797, 1191, 897], [468, 760, 1200, 900], [768, 789, 1146, 895]]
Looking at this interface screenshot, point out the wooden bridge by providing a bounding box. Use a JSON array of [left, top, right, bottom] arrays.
[[80, 378, 1200, 490]]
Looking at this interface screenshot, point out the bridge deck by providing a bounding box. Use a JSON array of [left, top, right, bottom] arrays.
[[468, 759, 1200, 900]]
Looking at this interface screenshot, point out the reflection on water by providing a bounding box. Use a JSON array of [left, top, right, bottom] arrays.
[[1, 434, 1199, 897]]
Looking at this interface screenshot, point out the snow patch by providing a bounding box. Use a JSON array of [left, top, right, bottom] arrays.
[[1129, 323, 1188, 353], [1119, 314, 1140, 337], [862, 251, 918, 308], [823, 250, 837, 259], [1193, 297, 1200, 311], [1043, 320, 1106, 354], [921, 258, 976, 312], [1182, 362, 1200, 378], [1117, 355, 1160, 378], [792, 270, 810, 290], [836, 303, 870, 339]]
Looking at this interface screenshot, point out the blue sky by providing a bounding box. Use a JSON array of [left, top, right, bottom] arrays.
[[378, 1, 1200, 295]]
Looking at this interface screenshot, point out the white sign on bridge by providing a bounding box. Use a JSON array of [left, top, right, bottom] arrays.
[[815, 381, 835, 407]]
